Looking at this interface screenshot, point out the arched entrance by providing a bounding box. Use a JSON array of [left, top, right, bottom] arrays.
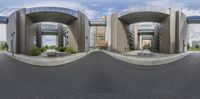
[[109, 8, 188, 54], [7, 7, 89, 55]]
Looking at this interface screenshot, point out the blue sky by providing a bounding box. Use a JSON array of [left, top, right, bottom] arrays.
[[1, 0, 200, 18]]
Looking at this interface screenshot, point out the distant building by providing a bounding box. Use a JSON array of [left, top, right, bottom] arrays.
[[89, 17, 107, 50], [192, 41, 200, 47], [0, 23, 6, 41]]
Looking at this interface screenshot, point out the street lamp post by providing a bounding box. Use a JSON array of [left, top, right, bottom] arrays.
[[11, 32, 15, 56], [85, 36, 89, 53]]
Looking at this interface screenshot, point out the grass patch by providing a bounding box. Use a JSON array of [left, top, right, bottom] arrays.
[[189, 47, 200, 51]]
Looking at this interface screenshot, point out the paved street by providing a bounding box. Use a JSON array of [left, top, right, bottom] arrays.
[[0, 51, 200, 99]]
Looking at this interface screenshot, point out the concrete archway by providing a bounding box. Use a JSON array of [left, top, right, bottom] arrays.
[[109, 9, 188, 54], [7, 7, 89, 54]]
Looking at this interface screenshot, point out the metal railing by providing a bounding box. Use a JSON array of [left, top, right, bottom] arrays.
[[24, 7, 78, 17], [119, 7, 170, 17]]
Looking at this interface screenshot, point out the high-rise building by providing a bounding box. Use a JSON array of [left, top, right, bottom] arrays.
[[89, 17, 107, 50]]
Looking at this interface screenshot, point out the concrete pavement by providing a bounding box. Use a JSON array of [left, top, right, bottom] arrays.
[[103, 50, 193, 66], [3, 51, 90, 66], [3, 50, 194, 66], [0, 51, 200, 99]]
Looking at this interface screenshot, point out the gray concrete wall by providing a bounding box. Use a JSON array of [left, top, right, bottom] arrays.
[[169, 10, 176, 53], [84, 16, 90, 51], [67, 11, 89, 52], [25, 15, 36, 54], [7, 9, 89, 55], [36, 23, 42, 48], [110, 13, 118, 52], [175, 11, 188, 53], [7, 12, 17, 53], [117, 18, 129, 52], [67, 19, 79, 52], [110, 13, 129, 52], [159, 10, 176, 54], [57, 23, 64, 47], [159, 16, 171, 53], [153, 24, 160, 50]]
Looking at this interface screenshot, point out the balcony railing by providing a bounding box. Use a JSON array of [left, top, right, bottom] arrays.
[[119, 7, 170, 17], [24, 7, 78, 17]]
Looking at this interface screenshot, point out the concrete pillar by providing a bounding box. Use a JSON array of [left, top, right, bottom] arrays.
[[7, 10, 36, 55], [175, 11, 188, 53], [36, 23, 42, 48], [110, 12, 129, 52], [25, 15, 36, 54], [133, 24, 138, 49], [57, 23, 63, 47], [159, 9, 176, 54], [67, 12, 89, 52], [153, 24, 159, 50], [139, 35, 143, 49]]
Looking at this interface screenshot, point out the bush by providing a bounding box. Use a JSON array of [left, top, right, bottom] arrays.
[[195, 44, 200, 49], [55, 47, 66, 52], [49, 46, 56, 49], [143, 44, 151, 49], [0, 42, 8, 51], [187, 43, 190, 50], [40, 47, 47, 52], [44, 45, 49, 49], [66, 47, 76, 54], [30, 47, 41, 56]]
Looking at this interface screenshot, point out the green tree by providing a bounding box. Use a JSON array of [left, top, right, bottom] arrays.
[[187, 43, 190, 50], [0, 42, 8, 51], [196, 44, 200, 49]]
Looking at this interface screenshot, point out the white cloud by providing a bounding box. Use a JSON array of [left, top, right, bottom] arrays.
[[0, 1, 99, 19], [90, 4, 100, 7]]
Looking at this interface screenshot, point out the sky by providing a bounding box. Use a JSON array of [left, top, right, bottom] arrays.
[[1, 0, 200, 19], [0, 0, 200, 43]]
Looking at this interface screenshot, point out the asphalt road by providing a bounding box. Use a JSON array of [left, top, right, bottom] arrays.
[[0, 51, 200, 99]]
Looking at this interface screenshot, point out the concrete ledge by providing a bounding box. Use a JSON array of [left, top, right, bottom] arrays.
[[3, 51, 90, 66], [103, 50, 192, 66]]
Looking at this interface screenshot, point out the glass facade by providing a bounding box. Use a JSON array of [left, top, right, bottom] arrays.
[[0, 16, 8, 23], [41, 23, 58, 33]]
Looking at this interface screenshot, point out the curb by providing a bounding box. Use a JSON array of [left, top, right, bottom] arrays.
[[102, 51, 192, 66], [3, 51, 91, 66]]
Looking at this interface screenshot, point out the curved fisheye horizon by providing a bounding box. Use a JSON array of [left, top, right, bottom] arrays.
[[0, 1, 200, 99]]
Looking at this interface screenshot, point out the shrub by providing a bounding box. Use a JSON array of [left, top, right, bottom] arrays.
[[40, 47, 47, 52], [66, 47, 76, 54], [143, 44, 151, 49], [49, 46, 56, 49], [55, 47, 66, 52], [30, 47, 41, 56], [195, 44, 200, 49], [44, 45, 49, 49], [187, 43, 190, 50], [0, 42, 8, 51]]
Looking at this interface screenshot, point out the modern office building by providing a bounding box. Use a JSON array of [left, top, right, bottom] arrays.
[[192, 41, 200, 47], [89, 17, 107, 50], [0, 16, 7, 42], [34, 22, 70, 47], [1, 7, 200, 55], [107, 8, 189, 53], [6, 7, 90, 55], [127, 23, 160, 50]]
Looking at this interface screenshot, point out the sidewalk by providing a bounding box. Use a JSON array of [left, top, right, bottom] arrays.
[[3, 51, 90, 66], [103, 50, 193, 66]]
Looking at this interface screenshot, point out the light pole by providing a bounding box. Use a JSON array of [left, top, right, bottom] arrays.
[[85, 36, 89, 53], [11, 32, 15, 56]]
